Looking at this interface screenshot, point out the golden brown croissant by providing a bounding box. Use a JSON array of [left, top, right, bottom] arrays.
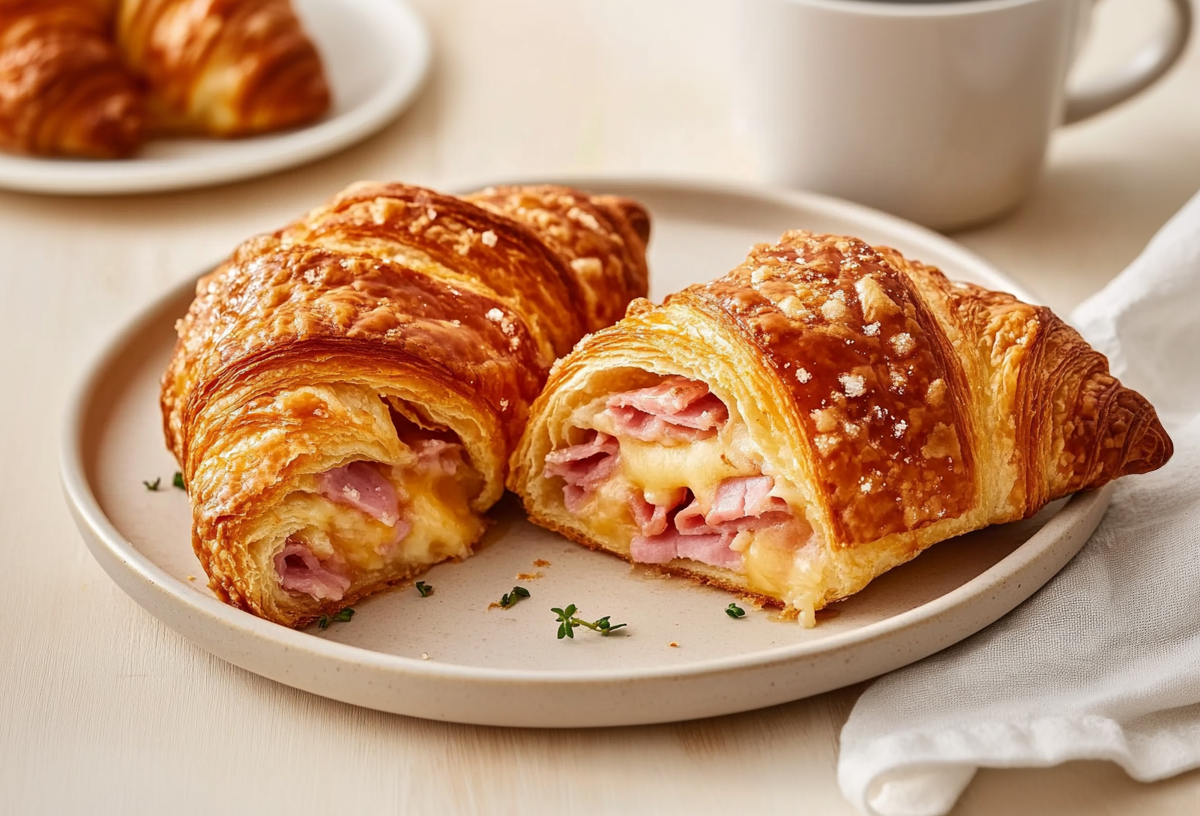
[[116, 0, 330, 137], [0, 0, 145, 157], [161, 181, 650, 627], [510, 231, 1172, 626]]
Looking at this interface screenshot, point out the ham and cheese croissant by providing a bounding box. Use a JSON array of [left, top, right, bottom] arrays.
[[0, 0, 145, 158], [116, 0, 330, 137], [510, 231, 1173, 626], [161, 181, 650, 627]]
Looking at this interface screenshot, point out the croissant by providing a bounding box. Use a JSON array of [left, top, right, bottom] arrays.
[[161, 181, 650, 627], [510, 231, 1173, 626], [0, 0, 145, 157], [115, 0, 330, 137]]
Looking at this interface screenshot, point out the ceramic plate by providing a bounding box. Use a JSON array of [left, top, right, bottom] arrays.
[[61, 179, 1111, 727], [0, 0, 430, 196]]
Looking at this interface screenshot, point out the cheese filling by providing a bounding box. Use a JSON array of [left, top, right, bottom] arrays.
[[273, 441, 484, 603], [549, 376, 827, 624]]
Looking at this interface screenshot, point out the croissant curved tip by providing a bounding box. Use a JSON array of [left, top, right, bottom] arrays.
[[1118, 394, 1174, 478]]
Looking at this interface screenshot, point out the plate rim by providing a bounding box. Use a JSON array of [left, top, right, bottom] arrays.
[[0, 0, 432, 196], [61, 177, 1093, 693]]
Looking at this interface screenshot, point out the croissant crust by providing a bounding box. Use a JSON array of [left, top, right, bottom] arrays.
[[0, 0, 145, 158], [510, 231, 1172, 620], [162, 181, 650, 626], [116, 0, 330, 136]]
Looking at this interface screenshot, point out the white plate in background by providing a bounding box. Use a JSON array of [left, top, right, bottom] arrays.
[[60, 179, 1108, 727], [0, 0, 431, 196]]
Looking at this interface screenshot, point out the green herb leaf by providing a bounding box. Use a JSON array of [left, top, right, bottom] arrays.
[[316, 608, 355, 630], [725, 603, 747, 619], [499, 586, 531, 609], [551, 604, 627, 640], [143, 477, 162, 491], [415, 581, 433, 598], [173, 472, 186, 491]]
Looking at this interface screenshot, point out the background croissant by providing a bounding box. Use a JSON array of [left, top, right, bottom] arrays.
[[510, 231, 1173, 625], [161, 182, 650, 627], [116, 0, 330, 137], [0, 0, 145, 158]]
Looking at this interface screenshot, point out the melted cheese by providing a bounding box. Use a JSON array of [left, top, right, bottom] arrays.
[[398, 465, 485, 565], [584, 475, 640, 546], [282, 463, 483, 578], [577, 407, 826, 626], [617, 436, 753, 505]]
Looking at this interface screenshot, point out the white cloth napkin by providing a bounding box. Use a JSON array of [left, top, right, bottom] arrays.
[[837, 189, 1200, 816]]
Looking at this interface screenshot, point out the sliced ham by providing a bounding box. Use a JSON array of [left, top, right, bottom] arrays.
[[630, 530, 745, 571], [630, 532, 680, 564], [317, 461, 401, 527], [544, 431, 620, 513], [674, 476, 791, 537], [676, 533, 744, 571], [413, 438, 465, 476], [673, 500, 716, 535], [599, 375, 729, 442], [628, 476, 793, 572], [705, 475, 792, 528], [274, 542, 352, 601], [629, 487, 687, 537]]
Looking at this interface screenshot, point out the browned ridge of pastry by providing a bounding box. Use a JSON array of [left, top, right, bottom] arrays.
[[510, 231, 1171, 625], [116, 0, 330, 137], [0, 0, 145, 158], [162, 181, 650, 627], [465, 185, 652, 334]]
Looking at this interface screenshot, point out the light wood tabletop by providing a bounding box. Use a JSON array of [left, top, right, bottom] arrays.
[[2, 1, 1198, 813]]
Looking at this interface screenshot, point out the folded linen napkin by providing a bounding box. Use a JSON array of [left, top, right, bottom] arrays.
[[837, 189, 1200, 816]]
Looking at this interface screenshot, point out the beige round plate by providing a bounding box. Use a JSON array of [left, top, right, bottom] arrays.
[[0, 0, 430, 195], [60, 179, 1110, 727]]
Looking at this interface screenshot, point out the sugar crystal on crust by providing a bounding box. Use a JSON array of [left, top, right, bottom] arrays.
[[839, 373, 866, 397]]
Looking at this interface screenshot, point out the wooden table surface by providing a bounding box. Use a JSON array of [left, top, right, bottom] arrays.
[[3, 1, 1198, 813]]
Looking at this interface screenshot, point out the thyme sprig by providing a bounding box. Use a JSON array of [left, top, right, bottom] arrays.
[[143, 477, 162, 491], [499, 586, 530, 609], [173, 472, 186, 491], [415, 581, 433, 598], [551, 604, 627, 639], [725, 603, 747, 619], [317, 608, 355, 629]]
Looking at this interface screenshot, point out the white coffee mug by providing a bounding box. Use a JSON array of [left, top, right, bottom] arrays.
[[735, 0, 1193, 230]]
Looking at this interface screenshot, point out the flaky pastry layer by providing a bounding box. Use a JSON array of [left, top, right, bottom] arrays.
[[163, 181, 650, 627], [510, 231, 1172, 624]]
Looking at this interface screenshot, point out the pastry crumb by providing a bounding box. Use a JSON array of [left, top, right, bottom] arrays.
[[533, 559, 551, 567], [420, 653, 431, 660], [487, 602, 502, 611], [187, 576, 196, 582], [515, 571, 543, 580], [669, 641, 680, 648]]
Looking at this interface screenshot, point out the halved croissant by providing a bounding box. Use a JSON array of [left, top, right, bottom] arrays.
[[509, 231, 1172, 625], [161, 181, 650, 627], [0, 0, 145, 157], [116, 0, 330, 137]]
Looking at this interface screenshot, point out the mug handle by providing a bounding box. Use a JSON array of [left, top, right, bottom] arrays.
[[1064, 0, 1193, 124]]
